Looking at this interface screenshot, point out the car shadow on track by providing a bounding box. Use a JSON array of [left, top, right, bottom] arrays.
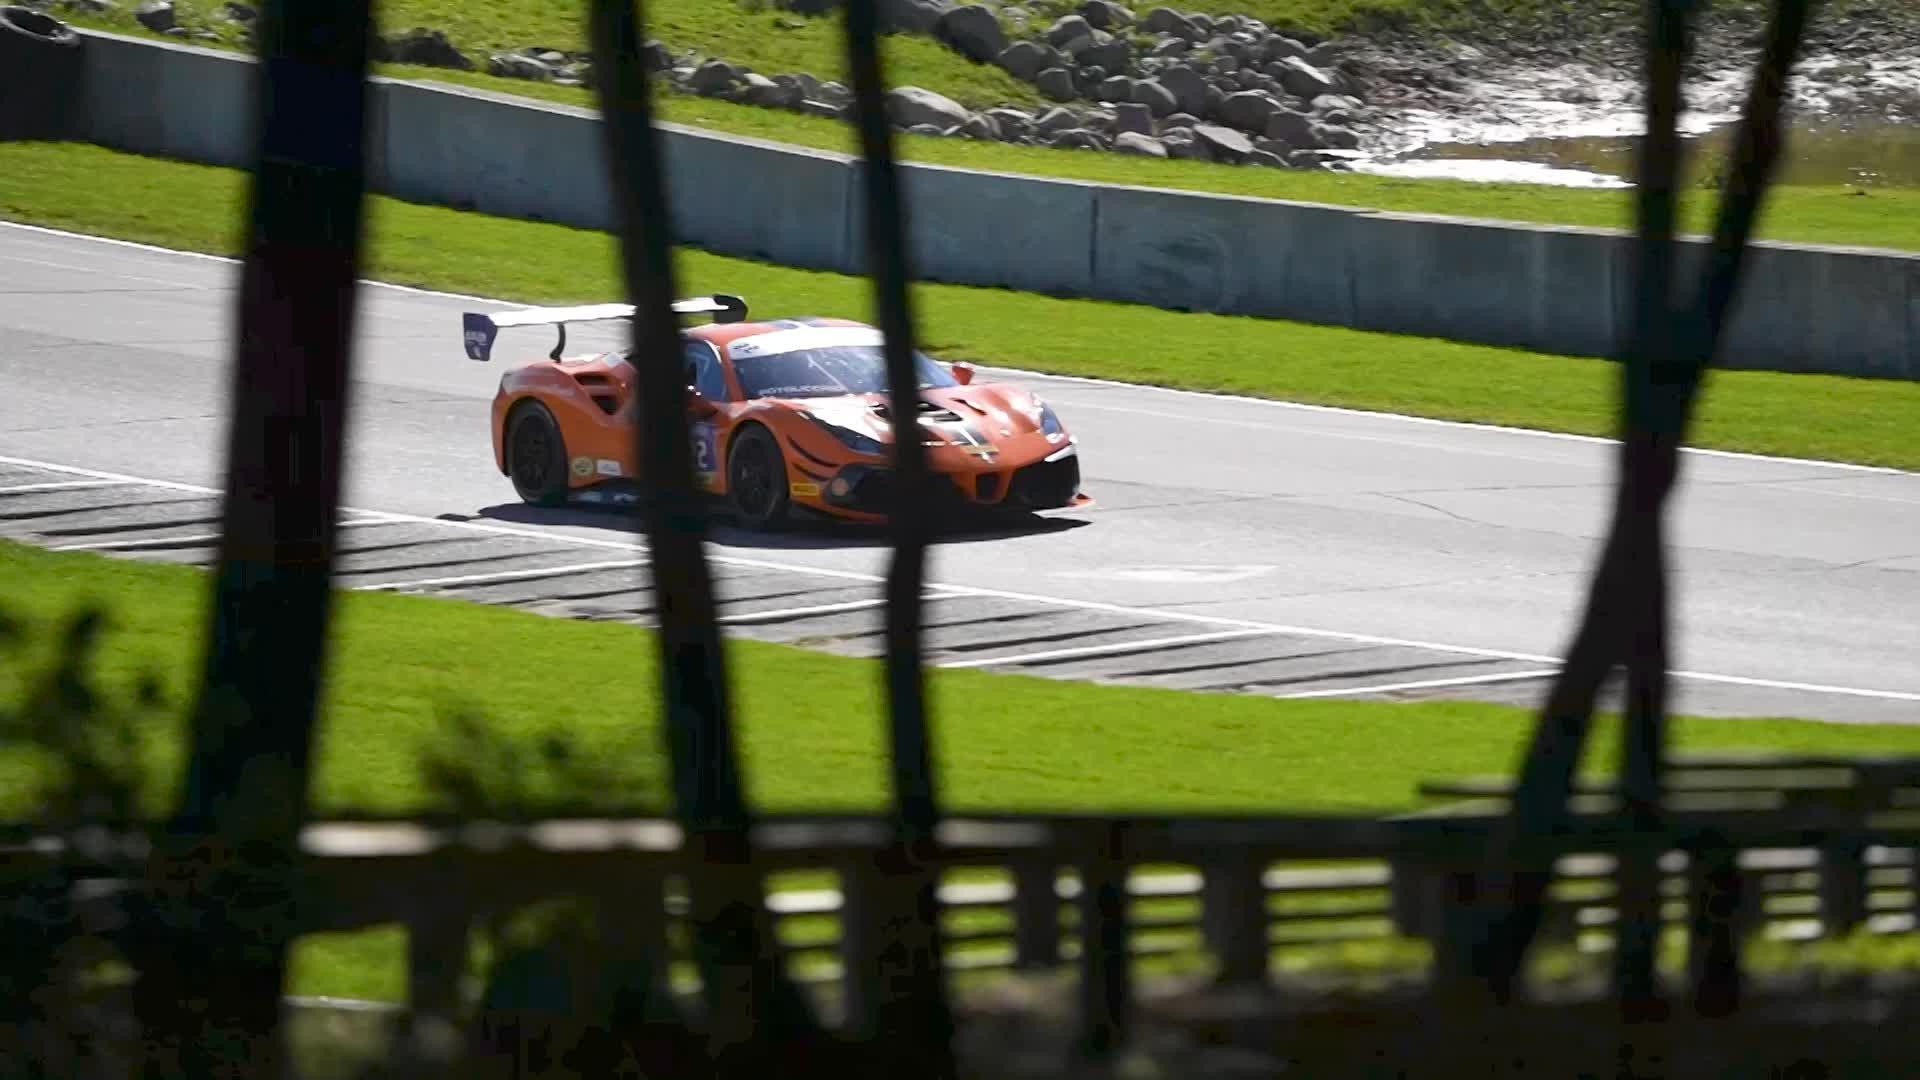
[[462, 502, 1092, 550]]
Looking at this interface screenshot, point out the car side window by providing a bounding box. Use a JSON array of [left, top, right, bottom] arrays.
[[683, 340, 728, 401]]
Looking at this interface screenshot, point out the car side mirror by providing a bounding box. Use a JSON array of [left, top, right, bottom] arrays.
[[950, 361, 976, 385], [687, 387, 718, 417]]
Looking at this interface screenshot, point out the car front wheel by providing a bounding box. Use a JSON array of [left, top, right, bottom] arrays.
[[727, 424, 790, 529]]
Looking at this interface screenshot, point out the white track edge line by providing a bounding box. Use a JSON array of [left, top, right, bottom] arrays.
[[2, 220, 1904, 478], [0, 480, 135, 494], [355, 558, 650, 592], [5, 453, 1916, 704], [716, 593, 957, 625], [50, 532, 222, 552], [937, 628, 1282, 669], [1275, 669, 1565, 699]]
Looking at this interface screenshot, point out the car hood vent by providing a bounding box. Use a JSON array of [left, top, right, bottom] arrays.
[[869, 399, 964, 424]]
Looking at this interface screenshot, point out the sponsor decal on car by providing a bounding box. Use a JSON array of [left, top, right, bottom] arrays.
[[573, 488, 640, 506], [571, 456, 594, 477], [791, 481, 822, 497], [596, 458, 622, 477]]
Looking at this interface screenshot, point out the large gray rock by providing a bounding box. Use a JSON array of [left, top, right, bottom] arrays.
[[1142, 6, 1197, 38], [1078, 0, 1132, 29], [1111, 101, 1153, 135], [1154, 64, 1210, 115], [886, 86, 972, 130], [1246, 147, 1289, 168], [1264, 108, 1321, 148], [1096, 75, 1133, 102], [1113, 131, 1167, 157], [1316, 122, 1360, 149], [798, 99, 845, 118], [961, 113, 1000, 139], [689, 60, 742, 96], [488, 53, 554, 80], [882, 0, 950, 33], [997, 40, 1053, 81], [1162, 131, 1208, 159], [1193, 123, 1252, 161], [1045, 13, 1094, 50], [1077, 35, 1129, 73], [1033, 106, 1080, 134], [1129, 78, 1177, 117], [817, 80, 853, 106], [1275, 56, 1337, 100], [1149, 36, 1191, 57], [1217, 89, 1281, 132], [935, 5, 1007, 62], [985, 107, 1035, 138], [1035, 67, 1077, 101], [134, 0, 173, 31], [742, 73, 795, 108], [1200, 83, 1227, 119], [377, 27, 474, 70], [1078, 107, 1117, 132], [1263, 35, 1309, 62], [1049, 127, 1105, 149]]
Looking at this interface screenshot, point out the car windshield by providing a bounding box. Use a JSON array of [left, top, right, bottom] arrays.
[[731, 344, 957, 400]]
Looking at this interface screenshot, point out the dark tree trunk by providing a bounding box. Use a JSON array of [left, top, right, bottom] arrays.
[[584, 0, 820, 1071], [134, 0, 375, 1073], [841, 0, 957, 1073], [1474, 0, 1819, 1006]]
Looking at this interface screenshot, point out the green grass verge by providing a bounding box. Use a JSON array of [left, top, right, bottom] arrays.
[[52, 3, 1920, 252], [6, 140, 1917, 471], [10, 540, 1920, 999]]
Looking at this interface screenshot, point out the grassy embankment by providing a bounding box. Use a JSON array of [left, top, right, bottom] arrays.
[[8, 529, 1920, 1001], [46, 0, 1920, 252], [4, 140, 1917, 470]]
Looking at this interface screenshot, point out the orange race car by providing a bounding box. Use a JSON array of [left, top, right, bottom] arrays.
[[462, 295, 1090, 527]]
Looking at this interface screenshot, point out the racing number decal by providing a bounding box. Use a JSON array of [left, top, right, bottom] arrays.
[[691, 422, 719, 489]]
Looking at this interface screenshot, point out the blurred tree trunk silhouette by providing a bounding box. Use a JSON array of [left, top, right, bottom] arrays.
[[842, 0, 956, 1072], [586, 0, 822, 1072], [1474, 0, 1818, 1007], [129, 0, 375, 1073]]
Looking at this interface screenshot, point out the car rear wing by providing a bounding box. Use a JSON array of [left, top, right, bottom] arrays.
[[461, 294, 748, 362]]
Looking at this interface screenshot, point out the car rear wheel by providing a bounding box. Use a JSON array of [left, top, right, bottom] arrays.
[[506, 401, 569, 506], [727, 425, 789, 529]]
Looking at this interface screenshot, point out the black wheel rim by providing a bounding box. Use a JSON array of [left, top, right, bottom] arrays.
[[514, 421, 552, 491], [733, 437, 776, 520]]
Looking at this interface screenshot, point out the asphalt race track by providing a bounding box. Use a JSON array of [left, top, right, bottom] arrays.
[[3, 221, 1918, 724]]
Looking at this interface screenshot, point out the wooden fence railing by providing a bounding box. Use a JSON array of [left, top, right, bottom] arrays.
[[17, 755, 1920, 1046]]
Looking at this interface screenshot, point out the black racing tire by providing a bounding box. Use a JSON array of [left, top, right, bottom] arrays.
[[0, 7, 84, 142], [505, 400, 570, 507], [727, 424, 790, 530]]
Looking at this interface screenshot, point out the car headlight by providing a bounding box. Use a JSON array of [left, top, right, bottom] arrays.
[[1038, 402, 1064, 436], [804, 413, 885, 455]]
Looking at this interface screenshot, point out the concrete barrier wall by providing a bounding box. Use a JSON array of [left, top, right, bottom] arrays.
[[80, 32, 257, 169], [851, 163, 1099, 296], [1091, 186, 1358, 328], [69, 30, 1920, 381]]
